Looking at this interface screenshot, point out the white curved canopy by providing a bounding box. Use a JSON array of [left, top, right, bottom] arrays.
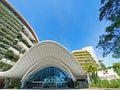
[[0, 41, 86, 80]]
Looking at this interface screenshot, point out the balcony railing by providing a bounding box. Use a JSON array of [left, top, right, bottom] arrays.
[[1, 58, 15, 66], [0, 2, 23, 28], [0, 14, 20, 33]]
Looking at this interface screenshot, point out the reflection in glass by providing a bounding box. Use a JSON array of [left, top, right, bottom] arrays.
[[22, 66, 74, 88]]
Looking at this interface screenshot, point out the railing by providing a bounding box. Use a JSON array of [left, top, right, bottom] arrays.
[[0, 11, 22, 29], [31, 81, 69, 89], [0, 2, 23, 27], [0, 14, 20, 33]]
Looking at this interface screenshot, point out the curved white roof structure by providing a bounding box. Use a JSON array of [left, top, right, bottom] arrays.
[[0, 41, 86, 81], [0, 1, 88, 88]]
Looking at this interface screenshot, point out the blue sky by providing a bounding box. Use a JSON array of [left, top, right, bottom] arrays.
[[8, 0, 119, 66]]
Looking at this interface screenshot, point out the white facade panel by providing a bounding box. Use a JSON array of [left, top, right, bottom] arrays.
[[0, 41, 86, 80]]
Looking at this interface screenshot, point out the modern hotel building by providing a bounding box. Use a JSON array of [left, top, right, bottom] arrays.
[[0, 0, 88, 88], [0, 0, 38, 70], [72, 46, 99, 71]]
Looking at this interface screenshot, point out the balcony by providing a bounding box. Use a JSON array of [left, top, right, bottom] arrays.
[[0, 3, 23, 28], [0, 14, 20, 34], [8, 47, 20, 56], [0, 11, 22, 30], [2, 38, 13, 46], [22, 26, 35, 41], [1, 58, 15, 66], [17, 42, 29, 51], [5, 34, 14, 41], [0, 47, 8, 55], [0, 43, 9, 49], [0, 54, 3, 60], [20, 31, 33, 46], [0, 19, 18, 36], [0, 31, 14, 42], [0, 26, 17, 38], [0, 61, 12, 71], [4, 50, 19, 62]]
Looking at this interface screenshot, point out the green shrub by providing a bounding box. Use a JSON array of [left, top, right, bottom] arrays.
[[90, 79, 120, 88]]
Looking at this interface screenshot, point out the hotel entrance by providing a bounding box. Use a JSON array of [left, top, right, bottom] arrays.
[[22, 66, 74, 88]]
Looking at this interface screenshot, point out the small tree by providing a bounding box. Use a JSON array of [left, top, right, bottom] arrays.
[[84, 64, 98, 84], [112, 62, 120, 76]]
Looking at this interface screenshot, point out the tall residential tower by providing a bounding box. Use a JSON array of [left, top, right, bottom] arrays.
[[0, 0, 38, 70]]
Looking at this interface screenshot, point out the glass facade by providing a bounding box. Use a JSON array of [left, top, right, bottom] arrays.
[[22, 66, 74, 89]]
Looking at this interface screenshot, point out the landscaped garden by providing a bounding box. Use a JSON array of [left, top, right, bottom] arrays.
[[89, 62, 120, 88]]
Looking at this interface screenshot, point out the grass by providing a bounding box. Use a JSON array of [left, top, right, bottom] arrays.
[[90, 79, 120, 88]]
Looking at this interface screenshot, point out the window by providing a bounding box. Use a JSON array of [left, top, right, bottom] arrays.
[[22, 66, 73, 89]]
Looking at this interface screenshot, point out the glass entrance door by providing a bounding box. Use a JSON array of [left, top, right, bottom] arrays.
[[22, 66, 73, 88]]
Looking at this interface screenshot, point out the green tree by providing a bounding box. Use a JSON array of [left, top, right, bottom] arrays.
[[97, 0, 120, 58], [98, 60, 106, 69], [112, 62, 120, 76], [84, 64, 98, 84]]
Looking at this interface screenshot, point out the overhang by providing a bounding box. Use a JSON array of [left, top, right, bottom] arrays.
[[0, 41, 86, 80]]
